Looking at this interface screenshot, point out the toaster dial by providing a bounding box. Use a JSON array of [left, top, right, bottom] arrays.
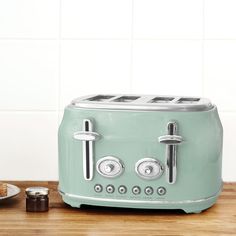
[[135, 158, 164, 180], [96, 156, 124, 178]]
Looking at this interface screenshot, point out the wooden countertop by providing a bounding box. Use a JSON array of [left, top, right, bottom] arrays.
[[0, 182, 235, 235]]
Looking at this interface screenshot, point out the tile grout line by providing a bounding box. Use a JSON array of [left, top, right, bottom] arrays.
[[65, 38, 236, 41], [0, 110, 58, 112], [58, 0, 62, 124], [0, 38, 58, 40], [56, 0, 62, 180], [129, 0, 134, 93], [61, 38, 130, 40], [202, 0, 205, 97], [2, 38, 236, 41]]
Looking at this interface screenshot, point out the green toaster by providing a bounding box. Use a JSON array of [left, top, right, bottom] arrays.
[[58, 94, 223, 213]]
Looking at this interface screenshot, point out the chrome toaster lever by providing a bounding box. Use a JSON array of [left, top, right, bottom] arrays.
[[73, 119, 100, 181], [159, 122, 183, 184], [73, 131, 100, 141]]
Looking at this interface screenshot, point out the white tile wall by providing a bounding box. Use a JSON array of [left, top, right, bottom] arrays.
[[0, 0, 59, 38], [0, 0, 235, 181], [204, 40, 236, 111], [220, 112, 236, 181], [0, 40, 59, 110], [60, 40, 131, 109], [133, 0, 203, 39], [61, 0, 132, 39], [205, 0, 236, 39], [132, 40, 202, 95], [0, 112, 58, 180]]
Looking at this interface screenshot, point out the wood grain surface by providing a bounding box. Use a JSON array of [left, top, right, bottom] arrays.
[[0, 182, 235, 235]]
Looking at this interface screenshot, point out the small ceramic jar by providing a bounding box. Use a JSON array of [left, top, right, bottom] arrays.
[[25, 187, 49, 212]]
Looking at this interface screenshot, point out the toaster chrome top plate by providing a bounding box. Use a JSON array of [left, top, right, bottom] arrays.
[[70, 94, 214, 112]]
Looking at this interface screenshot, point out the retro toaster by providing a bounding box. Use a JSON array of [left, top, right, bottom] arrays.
[[58, 94, 223, 213]]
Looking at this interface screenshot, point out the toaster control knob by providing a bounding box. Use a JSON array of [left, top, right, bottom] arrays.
[[104, 164, 114, 173], [144, 166, 153, 175], [132, 186, 141, 195], [94, 184, 103, 193], [135, 158, 164, 180], [157, 187, 166, 196], [106, 185, 115, 193], [144, 186, 153, 195], [96, 156, 124, 178], [118, 185, 127, 194]]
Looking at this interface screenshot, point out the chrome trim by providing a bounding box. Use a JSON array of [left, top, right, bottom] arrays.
[[96, 156, 124, 178], [73, 119, 99, 181], [70, 94, 214, 112], [157, 187, 166, 196], [94, 184, 103, 193], [135, 158, 164, 180], [158, 135, 183, 145], [83, 119, 93, 181], [132, 186, 141, 195], [159, 122, 183, 185], [58, 183, 222, 205], [144, 186, 154, 195], [73, 131, 100, 141], [118, 185, 127, 194], [106, 185, 115, 194]]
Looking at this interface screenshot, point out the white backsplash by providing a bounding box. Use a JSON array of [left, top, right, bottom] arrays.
[[0, 0, 235, 181]]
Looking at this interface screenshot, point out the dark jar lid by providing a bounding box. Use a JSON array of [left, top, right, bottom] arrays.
[[25, 187, 49, 197]]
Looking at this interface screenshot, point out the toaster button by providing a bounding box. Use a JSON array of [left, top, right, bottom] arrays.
[[144, 186, 153, 195], [118, 185, 127, 194], [157, 187, 166, 196], [106, 185, 115, 193], [94, 184, 103, 193], [132, 186, 141, 195]]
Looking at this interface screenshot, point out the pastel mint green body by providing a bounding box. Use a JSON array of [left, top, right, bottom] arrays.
[[58, 104, 223, 213]]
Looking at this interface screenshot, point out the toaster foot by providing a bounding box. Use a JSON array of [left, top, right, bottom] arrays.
[[181, 197, 218, 213], [182, 204, 213, 214], [183, 209, 203, 214], [192, 210, 202, 214]]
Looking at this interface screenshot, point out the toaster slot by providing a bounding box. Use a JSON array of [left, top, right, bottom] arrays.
[[112, 96, 140, 103], [177, 97, 200, 104], [149, 97, 175, 103], [86, 95, 115, 102], [72, 94, 213, 111]]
